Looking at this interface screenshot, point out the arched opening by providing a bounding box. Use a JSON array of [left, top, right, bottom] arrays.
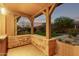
[[51, 4, 79, 37], [34, 14, 46, 36], [16, 16, 31, 35]]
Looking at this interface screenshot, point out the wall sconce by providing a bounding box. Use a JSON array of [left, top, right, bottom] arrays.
[[0, 8, 6, 15]]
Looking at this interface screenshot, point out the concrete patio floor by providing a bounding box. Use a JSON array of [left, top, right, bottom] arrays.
[[7, 44, 45, 56]]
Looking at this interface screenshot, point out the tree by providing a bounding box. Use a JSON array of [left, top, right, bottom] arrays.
[[34, 23, 46, 36], [54, 16, 75, 33]]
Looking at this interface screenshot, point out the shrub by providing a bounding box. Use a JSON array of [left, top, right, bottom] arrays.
[[54, 16, 75, 33], [51, 32, 58, 37], [68, 28, 78, 37], [35, 30, 46, 36]]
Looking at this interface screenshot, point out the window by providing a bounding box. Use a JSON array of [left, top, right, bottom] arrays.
[[17, 16, 31, 35]]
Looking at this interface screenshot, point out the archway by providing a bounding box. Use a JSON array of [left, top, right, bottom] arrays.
[[34, 14, 46, 36], [16, 16, 31, 35]]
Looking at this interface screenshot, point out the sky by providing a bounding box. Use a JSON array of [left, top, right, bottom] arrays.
[[17, 16, 31, 27], [18, 3, 79, 26], [35, 3, 79, 22], [52, 3, 79, 21]]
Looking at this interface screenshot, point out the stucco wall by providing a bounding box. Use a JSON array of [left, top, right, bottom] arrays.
[[0, 15, 1, 35], [74, 46, 79, 56], [49, 39, 57, 56], [6, 12, 15, 36], [0, 14, 6, 35], [56, 40, 79, 56], [8, 35, 31, 48], [0, 11, 15, 36]]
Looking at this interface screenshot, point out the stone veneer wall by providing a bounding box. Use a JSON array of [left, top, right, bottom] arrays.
[[8, 35, 31, 48], [31, 34, 57, 56], [8, 34, 57, 56], [31, 34, 48, 55]]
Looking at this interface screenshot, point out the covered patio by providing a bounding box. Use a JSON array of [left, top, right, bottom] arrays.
[[0, 3, 61, 56]]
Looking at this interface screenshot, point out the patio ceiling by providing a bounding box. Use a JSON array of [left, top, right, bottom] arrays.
[[4, 3, 61, 18], [4, 3, 51, 17]]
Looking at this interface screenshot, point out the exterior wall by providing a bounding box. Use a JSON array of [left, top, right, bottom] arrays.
[[49, 39, 57, 56], [56, 40, 73, 56], [0, 14, 6, 35], [8, 35, 31, 48], [0, 15, 1, 35], [6, 12, 15, 36], [0, 11, 15, 36], [74, 46, 79, 56]]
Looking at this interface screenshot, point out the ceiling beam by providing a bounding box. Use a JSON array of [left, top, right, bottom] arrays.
[[4, 3, 62, 20], [33, 3, 62, 18], [32, 3, 53, 18], [49, 3, 62, 15], [49, 4, 57, 15]]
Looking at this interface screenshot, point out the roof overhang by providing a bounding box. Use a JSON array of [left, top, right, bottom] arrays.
[[0, 3, 62, 18]]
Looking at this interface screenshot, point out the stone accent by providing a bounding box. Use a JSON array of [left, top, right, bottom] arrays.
[[8, 35, 31, 48], [8, 34, 57, 56], [31, 35, 49, 55], [31, 34, 57, 56]]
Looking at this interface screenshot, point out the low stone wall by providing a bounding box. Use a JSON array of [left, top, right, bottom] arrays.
[[31, 34, 48, 55], [57, 40, 79, 56], [8, 34, 57, 56], [8, 35, 31, 48], [31, 34, 57, 56]]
